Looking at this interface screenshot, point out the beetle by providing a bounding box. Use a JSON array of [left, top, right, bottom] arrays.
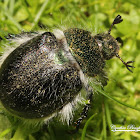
[[0, 15, 134, 129]]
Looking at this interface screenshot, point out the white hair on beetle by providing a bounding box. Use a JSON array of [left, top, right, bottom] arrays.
[[0, 33, 38, 67], [59, 92, 85, 125], [0, 46, 15, 67], [43, 93, 85, 126]]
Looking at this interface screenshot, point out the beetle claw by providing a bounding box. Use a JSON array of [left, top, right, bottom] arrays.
[[116, 54, 135, 73], [125, 61, 135, 73], [126, 61, 135, 64], [126, 67, 132, 73]]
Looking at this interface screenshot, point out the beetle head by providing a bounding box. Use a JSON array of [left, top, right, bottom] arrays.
[[94, 33, 120, 60], [94, 15, 134, 72]]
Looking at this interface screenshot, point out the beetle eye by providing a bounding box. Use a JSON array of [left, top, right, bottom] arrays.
[[98, 36, 103, 41], [116, 37, 123, 46]]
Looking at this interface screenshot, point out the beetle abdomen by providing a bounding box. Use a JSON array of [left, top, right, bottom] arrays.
[[0, 32, 82, 119]]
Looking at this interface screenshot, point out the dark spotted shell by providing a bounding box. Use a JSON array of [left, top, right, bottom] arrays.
[[0, 32, 82, 119]]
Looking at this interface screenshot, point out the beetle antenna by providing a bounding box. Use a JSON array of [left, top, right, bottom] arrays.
[[108, 15, 123, 34], [116, 54, 135, 72]]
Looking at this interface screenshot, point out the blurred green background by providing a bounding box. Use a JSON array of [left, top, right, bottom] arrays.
[[0, 0, 140, 140]]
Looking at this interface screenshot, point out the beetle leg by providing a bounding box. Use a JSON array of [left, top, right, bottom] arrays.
[[73, 85, 93, 132], [116, 54, 135, 72], [125, 61, 135, 72]]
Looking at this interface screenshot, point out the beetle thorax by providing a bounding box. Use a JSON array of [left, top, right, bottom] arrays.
[[64, 28, 105, 76]]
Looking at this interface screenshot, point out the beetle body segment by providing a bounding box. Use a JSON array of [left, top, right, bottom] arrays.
[[0, 32, 82, 119]]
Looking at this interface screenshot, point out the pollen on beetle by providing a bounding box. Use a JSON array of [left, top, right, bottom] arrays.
[[109, 45, 113, 49], [16, 85, 20, 89]]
